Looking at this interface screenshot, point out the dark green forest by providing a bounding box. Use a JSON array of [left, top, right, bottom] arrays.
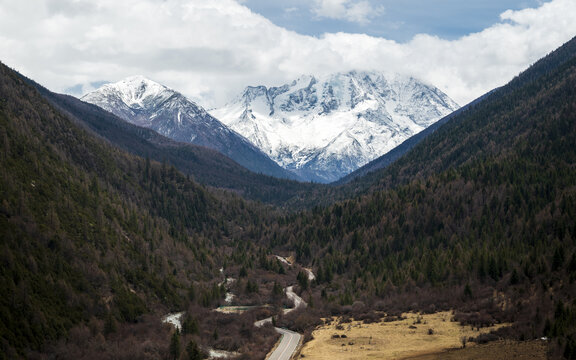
[[1, 36, 576, 359], [0, 62, 280, 358]]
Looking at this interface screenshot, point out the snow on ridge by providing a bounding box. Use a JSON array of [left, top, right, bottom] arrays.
[[105, 76, 171, 108], [81, 71, 459, 183]]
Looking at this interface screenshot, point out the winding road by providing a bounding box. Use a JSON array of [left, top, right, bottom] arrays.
[[264, 286, 306, 359], [268, 327, 302, 360], [254, 286, 307, 359], [164, 258, 310, 360]]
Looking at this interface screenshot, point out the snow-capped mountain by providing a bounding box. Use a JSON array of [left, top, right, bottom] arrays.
[[211, 71, 460, 182], [81, 76, 296, 180]]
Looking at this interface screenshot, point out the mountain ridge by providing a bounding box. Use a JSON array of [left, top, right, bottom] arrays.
[[26, 81, 320, 206], [334, 37, 576, 189], [334, 87, 500, 185], [82, 76, 298, 181]]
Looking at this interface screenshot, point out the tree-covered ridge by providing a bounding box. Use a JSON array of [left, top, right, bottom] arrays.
[[0, 62, 273, 357], [266, 38, 576, 355], [337, 37, 576, 197]]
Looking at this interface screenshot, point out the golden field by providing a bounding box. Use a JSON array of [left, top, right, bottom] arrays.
[[298, 311, 545, 360]]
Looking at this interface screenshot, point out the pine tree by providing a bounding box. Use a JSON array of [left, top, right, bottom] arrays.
[[169, 332, 180, 360], [186, 340, 203, 360]]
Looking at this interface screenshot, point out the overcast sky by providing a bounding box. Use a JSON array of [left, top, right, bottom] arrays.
[[1, 0, 575, 107]]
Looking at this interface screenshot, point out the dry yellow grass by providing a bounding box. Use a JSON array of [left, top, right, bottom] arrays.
[[299, 311, 509, 360]]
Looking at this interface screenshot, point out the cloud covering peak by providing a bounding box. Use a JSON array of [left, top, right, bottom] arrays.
[[0, 0, 575, 107]]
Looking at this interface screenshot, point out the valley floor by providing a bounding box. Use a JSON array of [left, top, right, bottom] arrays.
[[299, 311, 527, 360]]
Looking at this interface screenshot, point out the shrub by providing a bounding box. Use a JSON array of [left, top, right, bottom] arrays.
[[473, 333, 499, 344]]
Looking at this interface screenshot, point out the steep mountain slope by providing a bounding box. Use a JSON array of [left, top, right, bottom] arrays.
[[212, 71, 459, 182], [266, 36, 576, 355], [81, 76, 296, 180], [0, 63, 275, 357], [28, 83, 319, 206]]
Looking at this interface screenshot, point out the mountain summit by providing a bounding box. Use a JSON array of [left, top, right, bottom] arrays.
[[82, 76, 296, 180], [211, 71, 459, 183]]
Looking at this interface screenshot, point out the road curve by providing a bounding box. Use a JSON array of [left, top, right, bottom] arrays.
[[268, 327, 302, 360], [264, 286, 306, 359], [254, 316, 273, 328], [284, 286, 306, 313]]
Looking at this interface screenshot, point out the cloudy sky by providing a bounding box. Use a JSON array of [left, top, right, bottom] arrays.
[[1, 0, 575, 107]]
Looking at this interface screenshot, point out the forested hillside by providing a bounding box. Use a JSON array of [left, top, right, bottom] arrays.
[[264, 37, 576, 357], [0, 62, 278, 358]]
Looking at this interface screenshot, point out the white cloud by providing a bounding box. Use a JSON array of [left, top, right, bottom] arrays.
[[312, 0, 384, 25], [0, 0, 575, 108]]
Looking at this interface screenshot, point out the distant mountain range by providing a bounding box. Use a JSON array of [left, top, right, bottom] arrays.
[[212, 71, 459, 182], [81, 76, 295, 180], [83, 72, 459, 183]]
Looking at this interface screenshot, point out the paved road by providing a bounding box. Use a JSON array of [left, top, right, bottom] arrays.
[[284, 286, 306, 313], [268, 327, 302, 360], [254, 316, 273, 328], [264, 286, 306, 359]]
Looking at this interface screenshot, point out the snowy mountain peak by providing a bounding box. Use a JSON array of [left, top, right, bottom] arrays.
[[81, 77, 295, 180], [88, 75, 173, 111], [211, 71, 460, 183]]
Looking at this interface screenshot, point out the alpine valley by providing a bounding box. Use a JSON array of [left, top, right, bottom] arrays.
[[3, 30, 576, 360], [212, 71, 460, 182]]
